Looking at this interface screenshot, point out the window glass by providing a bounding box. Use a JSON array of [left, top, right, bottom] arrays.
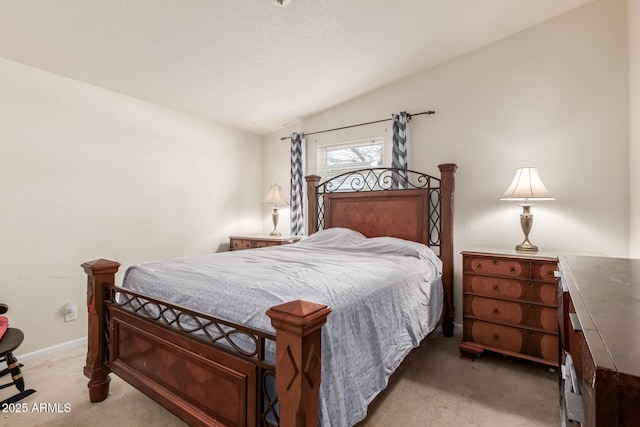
[[317, 139, 384, 187]]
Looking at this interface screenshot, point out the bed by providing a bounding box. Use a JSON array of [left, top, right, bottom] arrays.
[[81, 164, 457, 427]]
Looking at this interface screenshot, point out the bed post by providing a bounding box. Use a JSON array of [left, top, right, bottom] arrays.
[[305, 175, 321, 235], [438, 163, 457, 338], [81, 259, 120, 402], [267, 300, 331, 427]]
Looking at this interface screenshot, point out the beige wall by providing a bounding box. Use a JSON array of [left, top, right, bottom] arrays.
[[1, 58, 263, 355], [264, 0, 630, 324], [630, 0, 640, 257]]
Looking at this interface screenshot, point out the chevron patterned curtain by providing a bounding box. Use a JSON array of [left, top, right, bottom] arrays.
[[290, 132, 306, 236], [391, 112, 410, 189]]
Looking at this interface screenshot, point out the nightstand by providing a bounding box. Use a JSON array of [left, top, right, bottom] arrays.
[[229, 234, 302, 251], [459, 248, 559, 367]]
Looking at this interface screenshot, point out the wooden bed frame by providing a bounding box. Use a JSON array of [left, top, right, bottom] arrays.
[[82, 164, 456, 427]]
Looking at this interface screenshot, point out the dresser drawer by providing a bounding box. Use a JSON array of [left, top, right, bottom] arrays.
[[466, 319, 523, 353], [531, 261, 557, 282], [464, 275, 557, 304], [254, 240, 279, 248], [230, 238, 254, 250], [465, 256, 529, 278], [464, 296, 557, 332], [464, 319, 559, 362], [230, 235, 301, 251]]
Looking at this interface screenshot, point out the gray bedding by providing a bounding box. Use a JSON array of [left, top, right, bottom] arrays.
[[122, 227, 443, 426]]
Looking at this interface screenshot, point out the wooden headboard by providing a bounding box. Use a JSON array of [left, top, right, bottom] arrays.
[[305, 164, 457, 337], [322, 189, 430, 244]]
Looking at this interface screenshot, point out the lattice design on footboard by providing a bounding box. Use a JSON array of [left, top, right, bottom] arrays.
[[104, 285, 279, 426]]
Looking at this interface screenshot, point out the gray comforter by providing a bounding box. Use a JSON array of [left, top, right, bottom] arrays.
[[123, 227, 443, 426]]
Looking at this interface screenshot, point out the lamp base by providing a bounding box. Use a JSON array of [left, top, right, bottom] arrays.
[[270, 208, 281, 237], [516, 204, 538, 253], [515, 241, 538, 253]]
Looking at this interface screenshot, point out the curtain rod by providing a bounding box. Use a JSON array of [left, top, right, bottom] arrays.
[[279, 110, 435, 141]]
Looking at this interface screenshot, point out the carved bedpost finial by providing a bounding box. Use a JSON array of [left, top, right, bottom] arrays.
[[81, 258, 120, 402], [267, 300, 331, 427]]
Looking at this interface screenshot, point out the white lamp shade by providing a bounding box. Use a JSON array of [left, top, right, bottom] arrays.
[[500, 166, 555, 201], [262, 183, 289, 207]]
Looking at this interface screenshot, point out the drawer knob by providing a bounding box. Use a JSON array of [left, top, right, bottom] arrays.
[[476, 263, 482, 270], [493, 334, 500, 341], [492, 284, 499, 291], [528, 304, 534, 311], [492, 259, 499, 266], [509, 266, 516, 273], [493, 307, 499, 314]]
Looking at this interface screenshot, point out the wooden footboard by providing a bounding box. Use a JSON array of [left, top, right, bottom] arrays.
[[82, 259, 330, 427]]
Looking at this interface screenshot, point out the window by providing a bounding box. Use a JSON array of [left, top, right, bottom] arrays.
[[317, 139, 384, 190]]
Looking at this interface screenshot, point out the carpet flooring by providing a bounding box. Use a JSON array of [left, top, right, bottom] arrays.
[[2, 329, 559, 426]]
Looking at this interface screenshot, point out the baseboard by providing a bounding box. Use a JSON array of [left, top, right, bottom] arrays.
[[18, 336, 87, 362]]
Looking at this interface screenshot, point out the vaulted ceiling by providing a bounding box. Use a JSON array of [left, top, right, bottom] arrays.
[[0, 0, 594, 135]]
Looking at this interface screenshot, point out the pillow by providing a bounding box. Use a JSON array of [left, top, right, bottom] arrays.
[[0, 316, 8, 340], [297, 227, 367, 247]]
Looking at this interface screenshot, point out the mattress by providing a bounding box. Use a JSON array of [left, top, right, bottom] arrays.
[[122, 227, 444, 426]]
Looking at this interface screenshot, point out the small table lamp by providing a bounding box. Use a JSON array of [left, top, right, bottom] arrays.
[[263, 183, 289, 236], [500, 166, 555, 253]]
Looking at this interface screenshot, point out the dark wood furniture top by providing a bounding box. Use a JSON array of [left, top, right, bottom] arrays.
[[558, 255, 640, 426], [459, 249, 559, 367], [229, 234, 301, 251], [81, 164, 457, 427]]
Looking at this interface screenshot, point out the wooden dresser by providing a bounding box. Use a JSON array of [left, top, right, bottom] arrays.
[[557, 255, 640, 426], [229, 234, 301, 251], [460, 249, 559, 367]]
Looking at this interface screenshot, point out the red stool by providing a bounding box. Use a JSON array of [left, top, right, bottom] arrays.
[[0, 304, 36, 405]]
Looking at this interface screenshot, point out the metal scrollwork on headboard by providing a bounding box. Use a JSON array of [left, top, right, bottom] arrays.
[[317, 167, 436, 193], [311, 167, 443, 251]]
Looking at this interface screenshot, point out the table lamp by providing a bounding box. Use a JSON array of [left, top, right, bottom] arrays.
[[500, 166, 555, 253], [263, 183, 289, 236]]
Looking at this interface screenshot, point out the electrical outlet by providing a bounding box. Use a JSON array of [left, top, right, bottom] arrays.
[[65, 303, 78, 322]]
